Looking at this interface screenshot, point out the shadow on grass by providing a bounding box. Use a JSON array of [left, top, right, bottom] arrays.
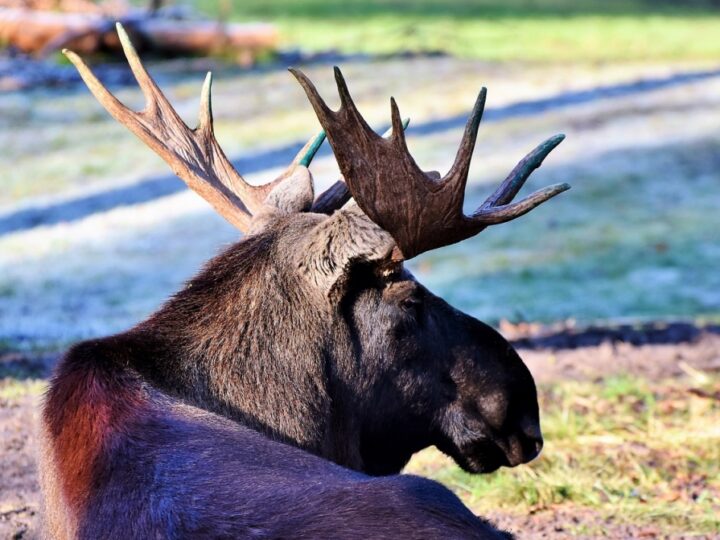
[[511, 321, 720, 350]]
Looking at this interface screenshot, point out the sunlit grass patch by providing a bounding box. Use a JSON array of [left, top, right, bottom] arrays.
[[407, 373, 720, 534], [0, 379, 46, 402], [189, 0, 720, 63]]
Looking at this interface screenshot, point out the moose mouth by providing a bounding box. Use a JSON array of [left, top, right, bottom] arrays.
[[450, 431, 543, 473], [457, 438, 511, 474], [438, 437, 510, 474]]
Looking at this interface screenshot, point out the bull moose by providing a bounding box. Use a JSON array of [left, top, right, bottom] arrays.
[[40, 24, 569, 538]]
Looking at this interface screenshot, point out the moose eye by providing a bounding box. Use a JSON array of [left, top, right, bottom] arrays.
[[398, 288, 424, 318], [400, 295, 422, 312], [381, 278, 423, 318]]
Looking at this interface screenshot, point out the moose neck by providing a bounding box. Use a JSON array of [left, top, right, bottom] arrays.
[[125, 231, 365, 470]]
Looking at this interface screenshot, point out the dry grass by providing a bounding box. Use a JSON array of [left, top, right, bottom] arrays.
[[407, 373, 720, 535]]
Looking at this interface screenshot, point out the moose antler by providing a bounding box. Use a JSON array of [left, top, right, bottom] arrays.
[[311, 118, 409, 214], [291, 67, 570, 259], [63, 23, 304, 232]]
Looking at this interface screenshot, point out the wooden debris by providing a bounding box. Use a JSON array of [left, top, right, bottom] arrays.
[[0, 3, 278, 62]]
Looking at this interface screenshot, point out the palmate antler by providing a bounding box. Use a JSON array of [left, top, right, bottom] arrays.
[[290, 67, 570, 259], [64, 23, 335, 232]]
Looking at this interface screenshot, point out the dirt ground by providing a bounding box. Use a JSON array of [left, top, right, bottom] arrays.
[[492, 329, 720, 539], [1, 329, 718, 539]]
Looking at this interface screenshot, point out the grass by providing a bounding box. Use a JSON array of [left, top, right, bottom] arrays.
[[407, 373, 720, 535], [2, 62, 719, 347], [0, 378, 45, 402], [186, 0, 720, 63]]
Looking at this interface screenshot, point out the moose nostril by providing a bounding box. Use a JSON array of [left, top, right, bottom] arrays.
[[533, 437, 543, 455], [513, 417, 543, 463], [524, 436, 543, 461]]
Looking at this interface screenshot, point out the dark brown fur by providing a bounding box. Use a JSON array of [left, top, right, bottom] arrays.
[[41, 209, 539, 537]]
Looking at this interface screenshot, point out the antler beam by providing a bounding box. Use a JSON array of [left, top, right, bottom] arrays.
[[64, 23, 287, 232]]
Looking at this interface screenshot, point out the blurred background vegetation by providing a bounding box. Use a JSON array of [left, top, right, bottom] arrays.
[[191, 0, 720, 62]]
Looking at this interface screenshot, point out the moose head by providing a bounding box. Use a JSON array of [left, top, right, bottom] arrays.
[[63, 24, 569, 476]]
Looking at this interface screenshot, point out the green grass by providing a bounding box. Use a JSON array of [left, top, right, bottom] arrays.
[[0, 379, 45, 401], [407, 374, 720, 535], [185, 0, 720, 62]]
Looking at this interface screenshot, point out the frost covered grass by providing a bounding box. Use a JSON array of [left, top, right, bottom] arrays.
[[407, 372, 720, 536], [2, 59, 701, 207], [1, 59, 719, 347], [416, 133, 720, 325]]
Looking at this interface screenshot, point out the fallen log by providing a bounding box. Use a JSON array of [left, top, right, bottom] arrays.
[[0, 8, 110, 54], [125, 19, 279, 57], [0, 0, 129, 16], [0, 7, 278, 60]]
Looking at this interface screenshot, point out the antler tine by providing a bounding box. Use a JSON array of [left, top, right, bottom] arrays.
[[472, 183, 570, 224], [333, 67, 385, 142], [289, 68, 337, 128], [115, 23, 165, 115], [481, 134, 566, 209], [64, 23, 284, 232], [443, 88, 487, 198], [389, 98, 418, 161], [198, 71, 214, 134], [294, 130, 327, 168]]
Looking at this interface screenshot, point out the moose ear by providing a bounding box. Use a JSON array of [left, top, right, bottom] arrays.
[[264, 165, 315, 214], [248, 166, 315, 234], [297, 205, 396, 296]]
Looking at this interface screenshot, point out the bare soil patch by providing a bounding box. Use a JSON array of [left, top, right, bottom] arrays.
[[514, 323, 720, 384]]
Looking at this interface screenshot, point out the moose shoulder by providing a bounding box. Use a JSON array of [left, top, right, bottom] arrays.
[[41, 24, 569, 538]]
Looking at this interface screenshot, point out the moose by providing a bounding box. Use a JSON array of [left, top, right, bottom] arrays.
[[40, 24, 569, 538]]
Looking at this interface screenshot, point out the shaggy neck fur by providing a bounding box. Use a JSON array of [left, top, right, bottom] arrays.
[[121, 227, 366, 469]]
